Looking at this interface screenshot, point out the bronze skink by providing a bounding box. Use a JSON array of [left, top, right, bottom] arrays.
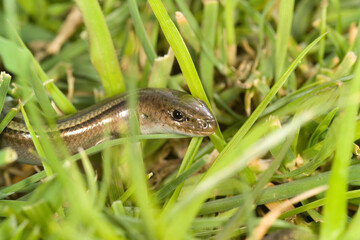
[[0, 89, 217, 165]]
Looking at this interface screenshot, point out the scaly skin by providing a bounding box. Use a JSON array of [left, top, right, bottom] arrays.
[[0, 88, 217, 165]]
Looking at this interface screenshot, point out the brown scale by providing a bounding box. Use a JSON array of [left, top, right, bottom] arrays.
[[0, 89, 217, 165]]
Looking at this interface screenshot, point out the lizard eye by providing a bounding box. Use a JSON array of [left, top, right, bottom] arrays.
[[171, 110, 185, 122]]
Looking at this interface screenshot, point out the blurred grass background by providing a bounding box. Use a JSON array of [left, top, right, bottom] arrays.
[[1, 0, 360, 239]]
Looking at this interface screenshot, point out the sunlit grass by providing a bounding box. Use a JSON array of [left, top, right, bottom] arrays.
[[1, 1, 360, 239]]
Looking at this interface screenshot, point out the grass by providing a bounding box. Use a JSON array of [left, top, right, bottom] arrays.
[[1, 0, 360, 239]]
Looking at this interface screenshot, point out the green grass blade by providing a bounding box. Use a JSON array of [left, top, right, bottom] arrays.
[[174, 0, 231, 75], [199, 0, 218, 99], [176, 12, 200, 52], [308, 108, 338, 147], [19, 101, 52, 176], [97, 136, 112, 209], [147, 0, 225, 151], [319, 53, 360, 240], [332, 51, 357, 80], [147, 0, 208, 102], [275, 0, 295, 80], [8, 24, 76, 114], [225, 0, 236, 65], [3, 0, 19, 42], [155, 157, 207, 201], [79, 148, 97, 205], [0, 90, 37, 134], [65, 134, 187, 163], [75, 0, 125, 96], [162, 111, 316, 239], [209, 33, 327, 173], [148, 49, 174, 88], [0, 172, 46, 199], [127, 0, 157, 64], [0, 108, 20, 135], [0, 37, 31, 81], [3, 2, 360, 239], [28, 64, 58, 120], [252, 135, 293, 200], [199, 164, 360, 215], [341, 198, 360, 239], [280, 189, 360, 220], [163, 137, 203, 210], [331, 0, 342, 33], [123, 59, 157, 239], [318, 0, 328, 67], [0, 72, 11, 114], [158, 33, 325, 239], [327, 27, 349, 57]]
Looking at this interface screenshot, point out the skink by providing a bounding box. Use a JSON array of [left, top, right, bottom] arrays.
[[0, 88, 217, 165]]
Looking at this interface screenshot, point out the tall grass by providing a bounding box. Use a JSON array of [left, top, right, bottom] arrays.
[[1, 0, 360, 239]]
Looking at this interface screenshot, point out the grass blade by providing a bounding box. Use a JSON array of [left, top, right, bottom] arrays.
[[200, 0, 218, 99], [19, 101, 52, 176], [127, 0, 157, 64], [319, 52, 360, 240], [147, 0, 225, 151], [0, 72, 11, 113], [158, 33, 325, 239], [275, 0, 295, 80], [225, 0, 236, 65], [75, 0, 125, 96], [209, 33, 327, 172], [8, 24, 76, 114]]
